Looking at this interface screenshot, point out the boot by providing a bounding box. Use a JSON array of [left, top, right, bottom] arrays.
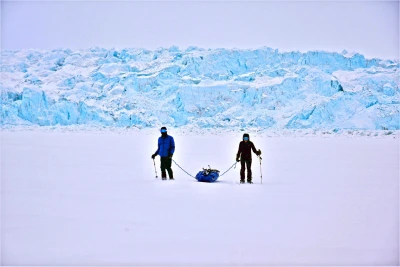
[[168, 170, 174, 180], [247, 177, 253, 184], [240, 173, 245, 184], [162, 171, 167, 180]]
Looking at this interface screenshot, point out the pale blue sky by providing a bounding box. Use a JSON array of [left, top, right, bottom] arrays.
[[2, 0, 399, 59]]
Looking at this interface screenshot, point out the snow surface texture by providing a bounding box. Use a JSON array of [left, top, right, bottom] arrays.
[[1, 130, 398, 265], [1, 47, 399, 130]]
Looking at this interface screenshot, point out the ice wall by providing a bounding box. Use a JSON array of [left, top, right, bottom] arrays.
[[1, 47, 399, 129]]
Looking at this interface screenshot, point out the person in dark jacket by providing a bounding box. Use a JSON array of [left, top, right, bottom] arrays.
[[236, 133, 261, 184], [151, 127, 175, 180]]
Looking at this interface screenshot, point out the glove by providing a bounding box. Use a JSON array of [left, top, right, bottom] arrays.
[[168, 153, 173, 159], [257, 149, 262, 156], [236, 156, 240, 162], [151, 153, 157, 159]]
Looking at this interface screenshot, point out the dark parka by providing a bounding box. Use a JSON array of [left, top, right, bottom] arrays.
[[236, 133, 259, 160]]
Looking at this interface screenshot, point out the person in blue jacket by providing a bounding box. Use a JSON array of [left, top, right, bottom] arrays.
[[152, 127, 175, 180]]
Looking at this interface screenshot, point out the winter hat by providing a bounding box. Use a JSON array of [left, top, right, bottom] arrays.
[[243, 133, 250, 140]]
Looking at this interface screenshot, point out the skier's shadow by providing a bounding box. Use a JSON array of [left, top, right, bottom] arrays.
[[190, 180, 231, 184], [210, 180, 231, 184]]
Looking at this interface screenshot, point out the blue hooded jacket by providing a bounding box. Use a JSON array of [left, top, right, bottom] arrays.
[[155, 135, 175, 157]]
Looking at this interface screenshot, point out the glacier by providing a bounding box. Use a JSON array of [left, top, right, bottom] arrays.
[[1, 46, 399, 130]]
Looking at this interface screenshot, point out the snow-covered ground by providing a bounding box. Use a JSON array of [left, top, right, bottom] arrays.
[[1, 129, 398, 265]]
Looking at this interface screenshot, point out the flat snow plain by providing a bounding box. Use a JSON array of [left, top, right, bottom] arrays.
[[1, 128, 399, 265]]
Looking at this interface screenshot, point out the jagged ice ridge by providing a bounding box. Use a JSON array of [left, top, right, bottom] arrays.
[[1, 46, 399, 130]]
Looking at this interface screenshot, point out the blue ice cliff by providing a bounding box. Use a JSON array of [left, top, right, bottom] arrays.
[[1, 47, 399, 130]]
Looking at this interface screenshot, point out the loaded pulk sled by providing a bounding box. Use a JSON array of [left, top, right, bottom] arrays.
[[195, 166, 220, 183], [171, 159, 238, 183]]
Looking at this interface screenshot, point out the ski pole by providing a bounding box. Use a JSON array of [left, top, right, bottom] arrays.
[[153, 158, 158, 178], [258, 154, 263, 184]]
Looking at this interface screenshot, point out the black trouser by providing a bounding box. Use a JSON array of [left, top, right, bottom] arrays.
[[240, 158, 252, 181], [160, 157, 173, 178]]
